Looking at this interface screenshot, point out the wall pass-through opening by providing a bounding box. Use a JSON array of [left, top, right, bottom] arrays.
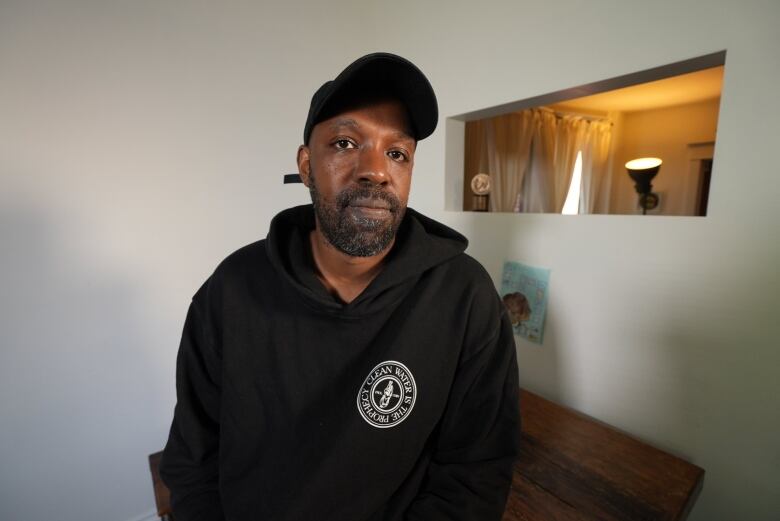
[[447, 51, 726, 216]]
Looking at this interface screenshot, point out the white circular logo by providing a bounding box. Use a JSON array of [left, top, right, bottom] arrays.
[[357, 361, 417, 429]]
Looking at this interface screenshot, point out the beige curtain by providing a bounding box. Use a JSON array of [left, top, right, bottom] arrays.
[[465, 109, 614, 213], [484, 111, 536, 212], [522, 110, 556, 212], [580, 120, 613, 213]]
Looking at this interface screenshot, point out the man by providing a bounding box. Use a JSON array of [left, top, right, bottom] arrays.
[[160, 52, 519, 521]]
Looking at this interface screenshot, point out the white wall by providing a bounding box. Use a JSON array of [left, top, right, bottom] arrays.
[[1, 1, 778, 521], [0, 1, 372, 520], [377, 1, 780, 520]]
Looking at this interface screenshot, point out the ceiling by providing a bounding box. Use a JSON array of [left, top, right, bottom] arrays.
[[552, 65, 724, 113]]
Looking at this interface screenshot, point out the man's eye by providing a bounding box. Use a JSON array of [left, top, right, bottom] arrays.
[[334, 139, 356, 149], [388, 150, 408, 162]]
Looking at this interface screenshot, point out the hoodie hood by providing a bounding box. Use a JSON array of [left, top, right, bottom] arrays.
[[266, 204, 467, 318]]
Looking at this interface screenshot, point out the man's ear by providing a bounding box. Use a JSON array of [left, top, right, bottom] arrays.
[[297, 145, 312, 187]]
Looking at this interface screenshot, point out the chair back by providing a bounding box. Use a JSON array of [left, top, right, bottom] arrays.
[[148, 451, 174, 521]]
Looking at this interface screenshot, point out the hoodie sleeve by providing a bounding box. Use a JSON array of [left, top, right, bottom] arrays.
[[405, 295, 520, 521], [159, 290, 225, 521]]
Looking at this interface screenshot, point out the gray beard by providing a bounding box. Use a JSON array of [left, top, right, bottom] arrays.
[[308, 174, 405, 257]]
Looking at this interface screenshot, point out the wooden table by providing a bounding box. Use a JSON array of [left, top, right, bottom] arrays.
[[503, 390, 704, 521]]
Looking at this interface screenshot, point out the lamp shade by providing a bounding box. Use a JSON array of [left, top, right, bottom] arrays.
[[625, 157, 662, 195], [625, 157, 663, 172]]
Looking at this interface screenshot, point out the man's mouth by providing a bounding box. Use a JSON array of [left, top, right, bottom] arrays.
[[349, 197, 392, 211], [343, 197, 396, 222], [335, 186, 401, 223]]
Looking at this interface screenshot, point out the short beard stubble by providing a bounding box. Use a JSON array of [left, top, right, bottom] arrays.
[[308, 172, 406, 257]]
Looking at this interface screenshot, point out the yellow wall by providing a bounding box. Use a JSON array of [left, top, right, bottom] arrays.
[[611, 98, 721, 215]]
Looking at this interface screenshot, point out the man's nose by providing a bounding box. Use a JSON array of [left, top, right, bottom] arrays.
[[356, 146, 389, 185]]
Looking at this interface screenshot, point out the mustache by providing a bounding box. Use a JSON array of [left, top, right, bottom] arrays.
[[336, 185, 401, 212]]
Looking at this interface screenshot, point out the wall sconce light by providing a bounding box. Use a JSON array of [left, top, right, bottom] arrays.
[[625, 157, 662, 215]]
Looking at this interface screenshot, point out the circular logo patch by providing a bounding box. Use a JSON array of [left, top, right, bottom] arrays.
[[357, 361, 417, 429]]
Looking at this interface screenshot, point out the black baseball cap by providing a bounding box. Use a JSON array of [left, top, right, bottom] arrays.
[[303, 52, 438, 144]]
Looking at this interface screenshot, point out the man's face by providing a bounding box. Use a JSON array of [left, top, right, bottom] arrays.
[[297, 98, 416, 257]]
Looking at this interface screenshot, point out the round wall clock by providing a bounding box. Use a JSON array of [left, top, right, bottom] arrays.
[[470, 173, 491, 196]]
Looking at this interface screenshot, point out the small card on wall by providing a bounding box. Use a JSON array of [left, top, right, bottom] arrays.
[[500, 261, 550, 344]]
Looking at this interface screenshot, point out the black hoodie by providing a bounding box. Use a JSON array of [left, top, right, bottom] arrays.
[[160, 205, 519, 521]]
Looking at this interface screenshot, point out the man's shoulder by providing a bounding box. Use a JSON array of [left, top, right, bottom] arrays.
[[213, 238, 269, 276], [433, 251, 509, 358], [436, 250, 496, 291], [401, 208, 497, 298], [192, 239, 271, 301]]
